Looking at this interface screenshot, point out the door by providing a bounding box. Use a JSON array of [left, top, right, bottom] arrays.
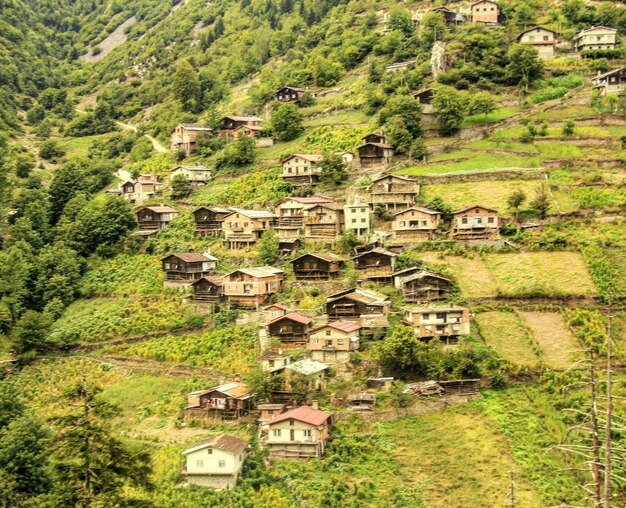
[[290, 429, 295, 441]]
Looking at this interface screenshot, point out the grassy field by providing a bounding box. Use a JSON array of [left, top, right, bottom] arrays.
[[55, 133, 105, 159], [420, 179, 543, 216], [461, 106, 519, 127], [475, 311, 539, 368], [519, 311, 582, 370], [465, 139, 539, 153]]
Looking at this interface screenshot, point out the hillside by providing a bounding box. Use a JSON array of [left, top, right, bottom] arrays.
[[1, 0, 626, 506]]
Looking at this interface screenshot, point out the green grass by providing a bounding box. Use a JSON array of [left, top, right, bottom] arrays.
[[398, 151, 542, 176], [304, 109, 370, 128], [465, 139, 539, 153], [461, 106, 519, 127], [536, 142, 582, 159], [55, 133, 106, 159], [82, 254, 164, 296]]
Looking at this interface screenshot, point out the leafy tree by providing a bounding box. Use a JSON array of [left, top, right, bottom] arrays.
[[171, 174, 193, 199], [378, 325, 429, 376], [505, 45, 543, 92], [386, 116, 413, 154], [129, 137, 154, 162], [507, 189, 527, 222], [379, 95, 422, 138], [39, 140, 65, 161], [221, 133, 256, 167], [411, 137, 427, 160], [0, 383, 25, 430], [257, 229, 280, 265], [419, 12, 446, 50], [468, 91, 497, 118], [172, 59, 201, 113], [26, 105, 45, 125], [431, 85, 468, 135], [388, 7, 414, 38], [298, 91, 315, 107], [562, 119, 575, 137], [319, 152, 347, 185], [531, 185, 551, 219], [427, 197, 453, 221], [35, 119, 52, 139], [368, 59, 384, 83], [12, 310, 52, 354], [270, 103, 304, 141]]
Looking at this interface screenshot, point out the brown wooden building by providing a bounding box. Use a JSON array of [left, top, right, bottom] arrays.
[[267, 312, 313, 348], [451, 205, 500, 240], [135, 205, 180, 234], [392, 206, 442, 242], [303, 202, 344, 240], [223, 266, 284, 309], [325, 288, 390, 321], [193, 206, 233, 237], [171, 124, 213, 154], [291, 252, 345, 281], [368, 174, 420, 211], [191, 276, 224, 304], [276, 86, 307, 105], [222, 209, 277, 249], [357, 133, 394, 168], [352, 248, 397, 280], [161, 253, 218, 283], [185, 382, 254, 420], [275, 196, 334, 238], [280, 154, 324, 186], [220, 116, 263, 137], [392, 267, 452, 303]]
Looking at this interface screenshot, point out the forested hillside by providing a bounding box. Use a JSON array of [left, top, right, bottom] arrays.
[[1, 0, 626, 506]]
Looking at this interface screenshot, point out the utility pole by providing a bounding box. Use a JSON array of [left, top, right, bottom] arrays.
[[508, 470, 515, 508], [603, 295, 614, 508], [589, 348, 602, 508]]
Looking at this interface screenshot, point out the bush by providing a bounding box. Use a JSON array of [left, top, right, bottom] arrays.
[[39, 140, 65, 161]]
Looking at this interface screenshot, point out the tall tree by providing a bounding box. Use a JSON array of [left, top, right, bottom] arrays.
[[171, 59, 201, 113], [431, 85, 468, 135], [270, 103, 304, 141], [505, 45, 543, 92]]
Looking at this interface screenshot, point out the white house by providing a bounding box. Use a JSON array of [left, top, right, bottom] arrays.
[[170, 165, 212, 186], [182, 435, 249, 489]]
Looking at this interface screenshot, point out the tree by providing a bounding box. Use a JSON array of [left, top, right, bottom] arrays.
[[379, 95, 423, 138], [256, 229, 280, 265], [468, 91, 497, 118], [431, 85, 468, 135], [318, 152, 347, 185], [562, 119, 576, 137], [378, 325, 430, 376], [171, 59, 201, 112], [39, 140, 65, 161], [270, 103, 303, 141], [530, 185, 551, 219], [505, 45, 543, 92], [419, 12, 446, 50], [222, 133, 256, 167], [12, 310, 52, 354], [507, 189, 527, 222], [299, 91, 315, 107], [50, 382, 152, 507], [170, 174, 193, 199], [388, 7, 414, 38], [386, 116, 413, 154]]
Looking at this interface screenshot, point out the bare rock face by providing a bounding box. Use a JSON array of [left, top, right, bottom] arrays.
[[430, 41, 449, 79]]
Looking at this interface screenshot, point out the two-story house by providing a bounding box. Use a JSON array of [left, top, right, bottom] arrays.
[[266, 404, 332, 459], [368, 174, 420, 212], [432, 6, 465, 26], [325, 288, 390, 321], [185, 382, 254, 420], [222, 266, 284, 308], [279, 154, 324, 187], [451, 205, 500, 240], [275, 86, 308, 105], [392, 267, 452, 304], [403, 306, 470, 343], [274, 196, 334, 238], [263, 303, 289, 323], [574, 26, 618, 52], [191, 276, 224, 304], [516, 27, 557, 59], [119, 174, 160, 205], [470, 0, 499, 25], [352, 248, 397, 281], [170, 165, 212, 187], [171, 124, 213, 154], [267, 312, 313, 348], [161, 253, 218, 283], [182, 435, 248, 489], [291, 252, 345, 281], [221, 209, 277, 249], [193, 206, 232, 237], [303, 202, 344, 240], [592, 67, 626, 97], [308, 320, 360, 365], [357, 133, 394, 168], [284, 360, 329, 392], [392, 206, 442, 242], [344, 197, 372, 238], [220, 115, 263, 138], [135, 205, 180, 234]]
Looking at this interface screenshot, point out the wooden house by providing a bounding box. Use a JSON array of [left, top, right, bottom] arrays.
[[135, 205, 180, 234], [358, 133, 394, 168], [592, 67, 626, 97], [263, 303, 289, 323], [344, 197, 372, 238], [451, 205, 500, 240], [347, 393, 376, 411], [222, 266, 284, 308], [291, 252, 345, 281], [574, 26, 617, 52], [403, 306, 470, 343], [220, 116, 262, 137], [267, 312, 313, 348], [470, 0, 499, 24], [119, 174, 160, 205], [392, 267, 452, 303], [308, 320, 360, 365], [325, 288, 390, 321], [274, 196, 334, 238], [193, 206, 232, 237], [261, 351, 292, 373], [171, 124, 213, 154], [266, 404, 332, 459], [303, 202, 344, 240], [432, 7, 465, 26], [392, 206, 442, 242], [185, 382, 254, 420], [284, 360, 329, 392], [222, 209, 277, 249], [368, 174, 420, 211], [413, 88, 434, 112], [258, 403, 288, 424], [182, 435, 248, 490], [161, 253, 218, 283], [280, 154, 324, 186], [171, 165, 212, 186], [276, 86, 307, 105], [234, 124, 263, 138], [191, 276, 224, 304], [516, 27, 557, 59], [352, 248, 397, 280]]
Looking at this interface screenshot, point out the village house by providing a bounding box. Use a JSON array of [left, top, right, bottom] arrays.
[[266, 404, 332, 459], [170, 165, 212, 186], [221, 209, 277, 249], [275, 86, 308, 105], [303, 202, 344, 241], [403, 306, 471, 343], [393, 267, 452, 304], [592, 67, 626, 97], [432, 6, 465, 26], [161, 253, 218, 284], [470, 0, 499, 25], [258, 403, 288, 425], [191, 276, 224, 304], [119, 174, 160, 205], [220, 115, 263, 137], [261, 351, 291, 373], [413, 87, 434, 113], [222, 266, 284, 309], [185, 382, 254, 420], [284, 360, 329, 392], [182, 435, 248, 489], [574, 26, 618, 52], [368, 174, 420, 211], [451, 205, 500, 240], [171, 123, 213, 154], [263, 303, 289, 323], [352, 248, 397, 281], [516, 27, 557, 59], [325, 288, 390, 321], [392, 206, 442, 242], [274, 196, 334, 238], [358, 133, 395, 168], [280, 154, 324, 186], [234, 124, 264, 138], [344, 197, 372, 238], [135, 205, 179, 235], [193, 206, 232, 237], [267, 312, 313, 348], [291, 252, 345, 281], [308, 320, 360, 365]]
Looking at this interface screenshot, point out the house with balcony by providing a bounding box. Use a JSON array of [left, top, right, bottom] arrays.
[[352, 248, 397, 281], [171, 124, 213, 154], [221, 209, 277, 249], [303, 202, 344, 241], [266, 404, 332, 459], [182, 435, 248, 489], [325, 288, 390, 321], [516, 27, 557, 59], [274, 196, 334, 238], [119, 174, 160, 205], [135, 205, 180, 235], [344, 198, 372, 238], [357, 133, 394, 168], [191, 276, 224, 304], [280, 154, 324, 186], [171, 165, 212, 187], [222, 266, 284, 308], [392, 267, 452, 304], [276, 86, 308, 105], [291, 252, 345, 281], [185, 382, 254, 420], [574, 26, 617, 52], [403, 306, 470, 343], [161, 253, 218, 284], [220, 115, 263, 138], [267, 312, 313, 348], [392, 206, 442, 242], [368, 174, 420, 211], [592, 67, 626, 97], [193, 206, 232, 237], [450, 205, 500, 240], [308, 320, 360, 365]]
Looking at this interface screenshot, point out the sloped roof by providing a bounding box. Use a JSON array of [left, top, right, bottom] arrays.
[[191, 275, 224, 287], [163, 253, 216, 263], [194, 205, 233, 214], [235, 124, 263, 131], [370, 174, 416, 184], [190, 382, 253, 400], [226, 266, 284, 278], [279, 86, 306, 92], [286, 359, 328, 375], [291, 252, 345, 263], [268, 312, 312, 326], [352, 247, 397, 260], [393, 206, 441, 217], [280, 153, 324, 164], [592, 67, 626, 81], [278, 196, 334, 205], [227, 208, 276, 219], [406, 306, 468, 314], [398, 269, 451, 284], [171, 165, 211, 173], [183, 435, 249, 456], [516, 26, 557, 40], [264, 303, 289, 311], [311, 320, 361, 334], [179, 123, 212, 131], [452, 205, 498, 214], [139, 205, 179, 214], [268, 405, 331, 427], [303, 202, 344, 211], [577, 26, 617, 37], [358, 142, 394, 149], [224, 115, 263, 122], [327, 288, 389, 305]]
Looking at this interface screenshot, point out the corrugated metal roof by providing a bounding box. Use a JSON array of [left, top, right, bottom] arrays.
[[285, 359, 329, 375], [268, 405, 331, 427], [269, 312, 312, 326], [183, 434, 248, 456]]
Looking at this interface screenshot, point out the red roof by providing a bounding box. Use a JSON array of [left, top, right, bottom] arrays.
[[269, 312, 312, 326], [264, 303, 289, 311], [326, 320, 361, 333], [268, 405, 331, 427], [279, 196, 334, 205]]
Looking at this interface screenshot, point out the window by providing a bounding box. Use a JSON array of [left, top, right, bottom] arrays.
[[273, 429, 281, 437], [218, 460, 226, 468], [352, 218, 357, 223], [476, 218, 483, 224], [436, 313, 446, 320], [461, 218, 468, 224], [361, 208, 366, 212], [289, 420, 295, 426], [422, 313, 430, 320], [421, 220, 427, 226], [361, 218, 366, 223], [399, 221, 406, 227], [207, 449, 213, 455], [315, 338, 320, 344], [326, 330, 331, 336], [543, 35, 549, 41], [267, 410, 274, 415], [338, 338, 344, 346], [303, 430, 312, 437], [488, 217, 494, 224], [196, 459, 204, 467]]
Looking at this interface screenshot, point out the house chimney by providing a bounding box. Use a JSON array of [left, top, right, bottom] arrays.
[[234, 373, 241, 383], [311, 400, 319, 410]]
